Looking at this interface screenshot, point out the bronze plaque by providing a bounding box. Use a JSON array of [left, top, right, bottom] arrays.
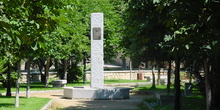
[[93, 28, 101, 40]]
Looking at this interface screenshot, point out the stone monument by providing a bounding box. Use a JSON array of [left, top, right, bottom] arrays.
[[63, 13, 131, 99], [91, 13, 104, 88]]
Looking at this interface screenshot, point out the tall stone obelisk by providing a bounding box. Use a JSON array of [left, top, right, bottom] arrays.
[[90, 13, 104, 88]]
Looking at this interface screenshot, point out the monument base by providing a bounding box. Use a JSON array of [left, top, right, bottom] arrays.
[[63, 87, 131, 100]]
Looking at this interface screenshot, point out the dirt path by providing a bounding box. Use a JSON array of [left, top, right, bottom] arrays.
[[20, 90, 153, 110]]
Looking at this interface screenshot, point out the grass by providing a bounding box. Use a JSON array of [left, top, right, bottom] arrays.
[[138, 102, 149, 110], [152, 95, 206, 110], [133, 84, 174, 91], [104, 79, 146, 84], [0, 96, 51, 110], [134, 85, 206, 110], [181, 95, 206, 110], [0, 82, 63, 94]]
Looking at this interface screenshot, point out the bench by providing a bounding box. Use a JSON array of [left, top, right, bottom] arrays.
[[144, 76, 151, 82], [156, 93, 174, 105], [51, 80, 67, 87], [184, 83, 192, 96]]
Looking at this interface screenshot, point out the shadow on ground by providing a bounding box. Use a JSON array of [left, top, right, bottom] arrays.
[[59, 93, 155, 110]]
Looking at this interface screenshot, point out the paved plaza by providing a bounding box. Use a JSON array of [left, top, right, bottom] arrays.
[[18, 90, 154, 110]]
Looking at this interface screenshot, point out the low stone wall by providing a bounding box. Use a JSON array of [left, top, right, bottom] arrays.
[[20, 70, 168, 82], [86, 70, 167, 81], [20, 72, 57, 83]]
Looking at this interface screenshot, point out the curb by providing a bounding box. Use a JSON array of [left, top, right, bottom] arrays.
[[105, 82, 151, 86], [41, 99, 53, 110], [130, 90, 155, 94], [144, 101, 154, 110]]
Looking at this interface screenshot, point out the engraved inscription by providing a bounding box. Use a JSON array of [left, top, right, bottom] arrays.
[[93, 28, 101, 40]]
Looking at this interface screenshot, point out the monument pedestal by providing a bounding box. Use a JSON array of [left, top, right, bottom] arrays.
[[63, 87, 131, 100]]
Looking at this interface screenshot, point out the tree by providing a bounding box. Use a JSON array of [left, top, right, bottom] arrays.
[[123, 0, 220, 109], [1, 0, 61, 107]]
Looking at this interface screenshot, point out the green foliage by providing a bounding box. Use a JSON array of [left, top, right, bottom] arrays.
[[53, 0, 125, 62], [0, 59, 18, 88], [122, 0, 169, 66], [49, 0, 126, 80], [0, 59, 7, 74], [123, 0, 220, 109], [0, 0, 61, 61], [55, 59, 84, 82], [1, 0, 126, 84], [122, 0, 220, 65], [1, 72, 18, 88], [67, 64, 83, 83]]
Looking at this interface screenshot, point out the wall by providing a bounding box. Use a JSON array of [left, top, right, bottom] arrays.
[[20, 70, 168, 82], [20, 72, 57, 83], [86, 70, 168, 81]]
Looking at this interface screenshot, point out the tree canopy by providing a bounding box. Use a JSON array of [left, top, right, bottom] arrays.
[[0, 0, 126, 85], [122, 0, 220, 109]]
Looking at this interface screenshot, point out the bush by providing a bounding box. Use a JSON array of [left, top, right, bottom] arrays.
[[1, 72, 18, 88], [55, 59, 84, 83], [67, 64, 83, 83], [0, 59, 7, 83]]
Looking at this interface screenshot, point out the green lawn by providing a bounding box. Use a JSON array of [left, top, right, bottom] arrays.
[[0, 82, 63, 93], [152, 95, 206, 110], [134, 85, 206, 110], [133, 85, 174, 91], [104, 79, 146, 84], [0, 96, 51, 110]]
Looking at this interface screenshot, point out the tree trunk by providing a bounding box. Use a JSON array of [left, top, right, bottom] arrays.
[[189, 66, 192, 84], [37, 59, 45, 83], [157, 64, 161, 85], [151, 65, 156, 89], [26, 58, 31, 98], [6, 62, 11, 96], [15, 61, 21, 107], [45, 57, 50, 87], [174, 56, 181, 110], [63, 59, 67, 80], [204, 59, 212, 110], [83, 56, 87, 84], [167, 59, 172, 95], [211, 49, 220, 109], [193, 60, 206, 95]]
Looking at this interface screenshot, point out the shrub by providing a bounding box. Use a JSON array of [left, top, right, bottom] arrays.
[[67, 64, 83, 83], [1, 72, 18, 88]]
